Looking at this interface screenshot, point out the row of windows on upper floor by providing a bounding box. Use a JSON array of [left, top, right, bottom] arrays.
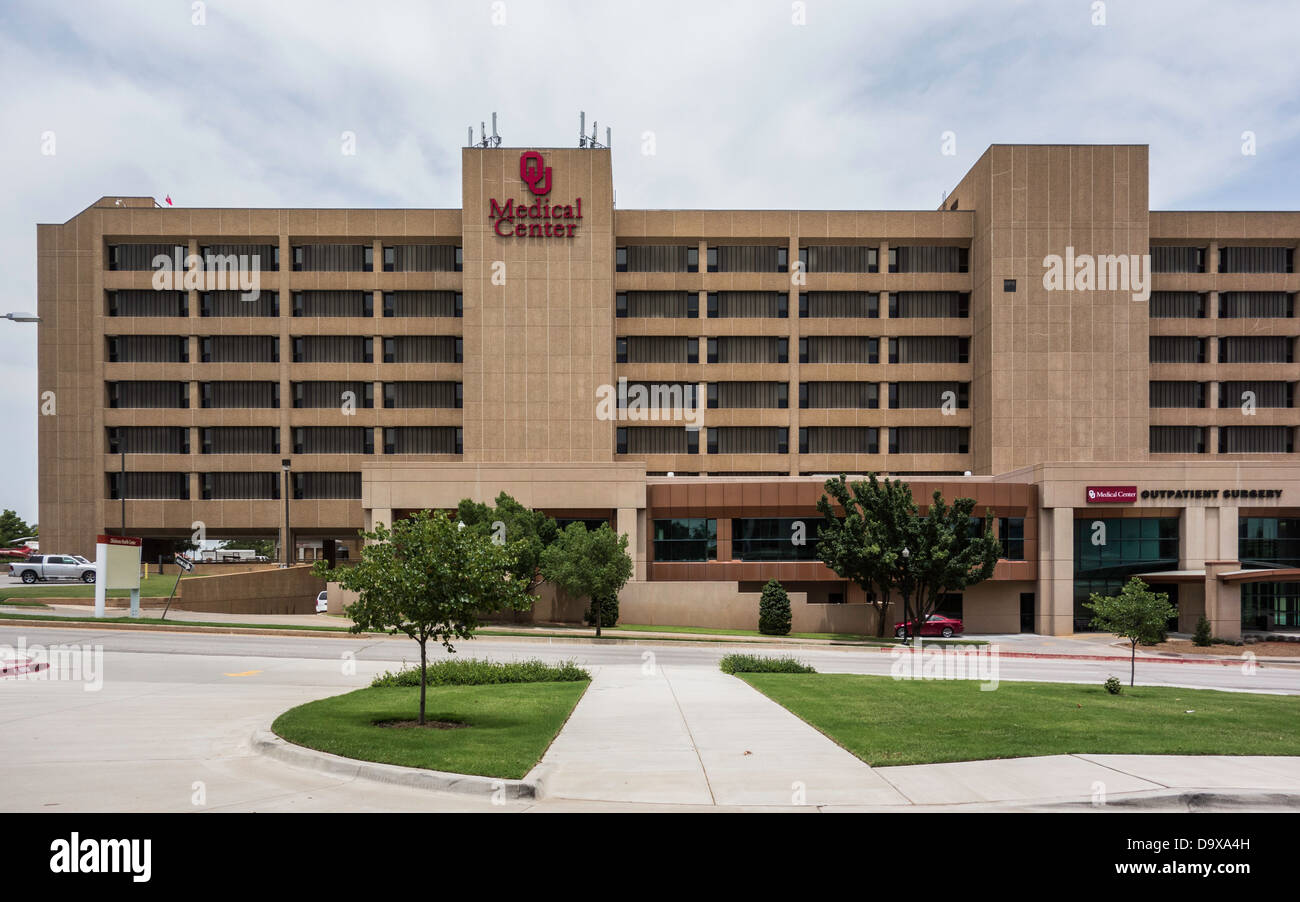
[[105, 335, 462, 364], [107, 244, 463, 273], [616, 425, 970, 456], [1151, 246, 1296, 274], [107, 291, 462, 318], [618, 291, 969, 319], [1150, 336, 1298, 364], [106, 426, 460, 456], [107, 470, 367, 500], [615, 381, 969, 410], [1150, 292, 1298, 318], [100, 242, 1300, 276], [105, 380, 462, 409], [616, 245, 970, 274], [1150, 425, 1298, 454], [617, 336, 970, 365], [1150, 381, 1297, 408]]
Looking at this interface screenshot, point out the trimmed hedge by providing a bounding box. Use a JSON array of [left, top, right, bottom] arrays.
[[719, 653, 816, 675], [370, 658, 590, 687]]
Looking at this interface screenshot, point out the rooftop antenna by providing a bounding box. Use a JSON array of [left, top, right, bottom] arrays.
[[469, 112, 502, 148], [578, 112, 610, 149]]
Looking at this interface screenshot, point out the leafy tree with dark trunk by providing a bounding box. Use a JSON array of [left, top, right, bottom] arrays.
[[456, 492, 558, 596], [1085, 577, 1178, 687], [312, 510, 529, 725], [815, 474, 916, 637], [901, 490, 1001, 644], [540, 523, 633, 637], [816, 474, 1002, 642]]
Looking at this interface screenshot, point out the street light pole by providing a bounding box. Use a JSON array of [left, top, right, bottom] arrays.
[[120, 451, 126, 536], [282, 458, 291, 566]]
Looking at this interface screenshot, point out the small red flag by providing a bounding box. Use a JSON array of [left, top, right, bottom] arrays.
[[164, 195, 173, 206]]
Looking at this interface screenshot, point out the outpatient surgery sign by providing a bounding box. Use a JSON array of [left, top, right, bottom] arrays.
[[489, 151, 583, 239]]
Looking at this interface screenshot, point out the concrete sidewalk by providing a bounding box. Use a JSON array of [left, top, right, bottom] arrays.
[[532, 664, 909, 806], [528, 664, 1300, 809]]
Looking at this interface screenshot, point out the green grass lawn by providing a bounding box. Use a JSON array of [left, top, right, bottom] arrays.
[[741, 673, 1300, 766], [613, 623, 986, 645], [272, 681, 589, 779], [0, 572, 188, 599]]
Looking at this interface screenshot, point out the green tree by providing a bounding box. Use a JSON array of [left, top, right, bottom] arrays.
[[758, 578, 792, 636], [1084, 577, 1178, 687], [1194, 614, 1213, 647], [903, 490, 1002, 644], [217, 538, 276, 558], [0, 509, 34, 547], [313, 510, 530, 724], [540, 523, 633, 637], [816, 474, 916, 637], [456, 492, 558, 595]]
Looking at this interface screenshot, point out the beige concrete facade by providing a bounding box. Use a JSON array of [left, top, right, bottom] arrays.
[[35, 143, 1300, 635]]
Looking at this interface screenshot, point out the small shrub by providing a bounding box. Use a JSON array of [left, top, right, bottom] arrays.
[[1193, 615, 1212, 647], [584, 593, 619, 628], [719, 653, 816, 675], [1103, 676, 1122, 695], [758, 578, 792, 636], [371, 658, 590, 688]]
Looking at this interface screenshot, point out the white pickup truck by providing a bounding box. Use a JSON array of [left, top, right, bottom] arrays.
[[9, 555, 97, 584]]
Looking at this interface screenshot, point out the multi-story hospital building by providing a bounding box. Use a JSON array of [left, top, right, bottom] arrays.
[[36, 143, 1300, 637]]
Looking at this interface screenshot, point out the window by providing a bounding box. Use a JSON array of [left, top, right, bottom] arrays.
[[201, 381, 279, 409], [107, 336, 189, 363], [1149, 292, 1206, 318], [1148, 381, 1205, 408], [201, 472, 280, 500], [291, 381, 371, 409], [108, 291, 188, 317], [617, 291, 694, 318], [291, 244, 370, 272], [1239, 518, 1300, 569], [383, 427, 462, 455], [889, 337, 969, 364], [107, 472, 189, 500], [107, 427, 189, 454], [1218, 247, 1294, 274], [1219, 292, 1293, 318], [382, 336, 461, 363], [998, 517, 1025, 560], [292, 291, 373, 318], [200, 336, 279, 363], [800, 336, 878, 364], [800, 292, 879, 318], [382, 381, 461, 409], [107, 381, 189, 409], [382, 245, 459, 272], [615, 426, 699, 455], [1149, 426, 1206, 454], [1003, 279, 1017, 292], [801, 382, 879, 409], [707, 292, 787, 318], [888, 382, 968, 409], [292, 472, 362, 500], [732, 518, 823, 561], [615, 245, 694, 272], [888, 427, 969, 454], [799, 427, 878, 454], [706, 426, 788, 454], [708, 337, 787, 364], [106, 244, 184, 272], [293, 427, 373, 455], [383, 291, 461, 317], [706, 382, 787, 409], [1150, 246, 1206, 273], [200, 291, 278, 318], [889, 292, 969, 318], [652, 518, 716, 562], [889, 246, 969, 274], [800, 246, 878, 273], [200, 427, 279, 454], [1219, 426, 1294, 454]]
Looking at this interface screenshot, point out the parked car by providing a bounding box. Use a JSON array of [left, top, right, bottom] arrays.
[[10, 554, 97, 584], [894, 614, 963, 638], [0, 545, 32, 560], [315, 590, 328, 613]]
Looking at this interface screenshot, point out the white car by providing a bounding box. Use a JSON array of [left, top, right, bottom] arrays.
[[315, 590, 329, 613]]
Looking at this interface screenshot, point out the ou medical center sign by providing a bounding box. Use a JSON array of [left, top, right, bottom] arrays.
[[94, 534, 143, 618], [1085, 486, 1138, 504], [487, 151, 584, 239]]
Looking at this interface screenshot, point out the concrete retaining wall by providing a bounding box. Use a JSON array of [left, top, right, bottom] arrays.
[[175, 565, 324, 615]]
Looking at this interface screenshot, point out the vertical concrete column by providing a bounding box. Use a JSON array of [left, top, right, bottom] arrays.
[[616, 507, 644, 581], [365, 507, 391, 538], [1180, 505, 1206, 570], [716, 516, 733, 562], [1205, 561, 1243, 641], [1218, 505, 1239, 561], [1037, 507, 1076, 635]]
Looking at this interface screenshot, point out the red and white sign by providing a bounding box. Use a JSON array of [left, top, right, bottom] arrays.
[[1085, 486, 1138, 503], [488, 151, 584, 239]]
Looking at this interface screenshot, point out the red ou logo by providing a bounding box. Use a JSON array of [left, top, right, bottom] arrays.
[[519, 151, 552, 196]]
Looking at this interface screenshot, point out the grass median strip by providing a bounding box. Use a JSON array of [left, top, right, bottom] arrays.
[[272, 659, 591, 779], [740, 673, 1300, 766]]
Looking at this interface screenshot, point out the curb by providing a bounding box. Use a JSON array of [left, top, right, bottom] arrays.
[[1035, 788, 1300, 811], [0, 618, 365, 639], [250, 730, 540, 801]]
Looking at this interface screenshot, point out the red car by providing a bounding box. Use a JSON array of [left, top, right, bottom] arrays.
[[895, 614, 963, 638]]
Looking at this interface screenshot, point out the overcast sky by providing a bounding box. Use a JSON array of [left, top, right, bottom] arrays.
[[2, 0, 1298, 527]]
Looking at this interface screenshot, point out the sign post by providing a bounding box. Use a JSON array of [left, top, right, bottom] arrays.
[[94, 534, 143, 618]]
